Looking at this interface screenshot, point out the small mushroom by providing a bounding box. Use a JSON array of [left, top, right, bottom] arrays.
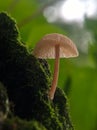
[[33, 33, 79, 100]]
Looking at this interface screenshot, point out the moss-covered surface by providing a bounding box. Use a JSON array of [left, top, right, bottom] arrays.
[[0, 12, 73, 130]]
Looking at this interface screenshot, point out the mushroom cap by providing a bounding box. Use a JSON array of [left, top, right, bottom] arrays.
[[33, 33, 79, 59]]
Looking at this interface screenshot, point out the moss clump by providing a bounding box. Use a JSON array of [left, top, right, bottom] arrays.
[[0, 12, 18, 40], [0, 12, 73, 130], [53, 88, 73, 130]]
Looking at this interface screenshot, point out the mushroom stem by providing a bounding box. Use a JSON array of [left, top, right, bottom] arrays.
[[49, 44, 60, 100]]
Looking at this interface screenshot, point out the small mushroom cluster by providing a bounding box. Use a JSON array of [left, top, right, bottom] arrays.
[[33, 33, 79, 100]]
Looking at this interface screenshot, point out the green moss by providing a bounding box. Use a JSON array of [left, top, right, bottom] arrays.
[[0, 12, 18, 40], [38, 59, 52, 78], [0, 12, 73, 130], [53, 88, 73, 130]]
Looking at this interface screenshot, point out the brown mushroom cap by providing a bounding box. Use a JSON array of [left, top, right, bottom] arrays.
[[33, 33, 79, 59]]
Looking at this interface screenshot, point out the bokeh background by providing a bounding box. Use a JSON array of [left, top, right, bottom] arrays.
[[0, 0, 97, 130]]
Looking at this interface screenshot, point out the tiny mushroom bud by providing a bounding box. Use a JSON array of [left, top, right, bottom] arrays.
[[33, 33, 79, 100]]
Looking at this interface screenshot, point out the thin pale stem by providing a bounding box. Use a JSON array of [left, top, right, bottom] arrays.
[[49, 44, 60, 100]]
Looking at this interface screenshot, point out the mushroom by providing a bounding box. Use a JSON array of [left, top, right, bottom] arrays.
[[33, 33, 79, 100]]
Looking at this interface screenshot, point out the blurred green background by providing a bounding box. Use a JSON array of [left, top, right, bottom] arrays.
[[0, 0, 97, 130]]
